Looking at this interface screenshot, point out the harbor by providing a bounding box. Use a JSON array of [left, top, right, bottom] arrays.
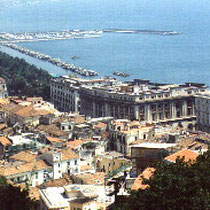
[[0, 30, 102, 43]]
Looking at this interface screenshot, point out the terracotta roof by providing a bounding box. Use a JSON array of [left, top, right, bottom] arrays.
[[39, 146, 79, 161], [0, 160, 50, 177], [131, 167, 155, 190], [54, 115, 85, 124], [40, 175, 72, 188], [66, 139, 85, 149], [0, 124, 7, 130], [80, 165, 94, 172], [0, 136, 12, 146], [37, 124, 68, 137], [15, 106, 50, 117], [46, 136, 65, 144], [95, 122, 107, 129], [61, 148, 79, 161], [165, 149, 199, 163], [3, 103, 23, 113], [0, 99, 9, 105], [66, 139, 93, 149], [9, 151, 37, 163]]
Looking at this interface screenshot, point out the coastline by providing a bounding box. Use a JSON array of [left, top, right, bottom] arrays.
[[0, 45, 65, 77], [0, 41, 99, 77]]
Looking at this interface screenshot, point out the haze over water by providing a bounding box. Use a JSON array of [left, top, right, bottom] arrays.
[[0, 0, 210, 85]]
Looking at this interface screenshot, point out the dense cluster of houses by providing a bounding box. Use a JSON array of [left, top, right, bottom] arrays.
[[0, 76, 210, 210]]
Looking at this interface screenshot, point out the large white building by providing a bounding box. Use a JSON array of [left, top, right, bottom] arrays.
[[80, 80, 208, 126], [0, 77, 8, 98], [50, 76, 209, 127], [50, 75, 117, 113]]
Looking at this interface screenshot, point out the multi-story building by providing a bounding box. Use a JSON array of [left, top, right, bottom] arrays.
[[50, 75, 117, 113], [95, 151, 131, 175], [80, 79, 208, 126], [41, 147, 80, 179], [109, 120, 155, 155], [195, 93, 210, 132], [0, 77, 8, 99]]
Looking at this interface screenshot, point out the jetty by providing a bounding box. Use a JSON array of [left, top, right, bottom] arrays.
[[103, 29, 180, 35], [0, 42, 98, 77]]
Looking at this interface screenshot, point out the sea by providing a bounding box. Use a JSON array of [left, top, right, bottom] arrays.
[[0, 0, 210, 85]]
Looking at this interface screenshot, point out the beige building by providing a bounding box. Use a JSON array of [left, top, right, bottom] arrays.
[[109, 120, 155, 155], [80, 80, 208, 127], [95, 151, 131, 175], [1, 102, 55, 126], [50, 75, 117, 113]]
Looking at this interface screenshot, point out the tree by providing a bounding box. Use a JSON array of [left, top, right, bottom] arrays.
[[115, 150, 210, 210], [0, 175, 34, 210], [0, 51, 52, 101]]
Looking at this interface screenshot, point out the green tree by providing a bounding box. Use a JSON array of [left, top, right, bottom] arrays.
[[0, 175, 34, 210], [115, 150, 210, 210], [0, 51, 52, 101]]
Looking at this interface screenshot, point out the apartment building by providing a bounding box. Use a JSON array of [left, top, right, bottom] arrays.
[[195, 93, 210, 132], [109, 120, 155, 155], [50, 75, 117, 113]]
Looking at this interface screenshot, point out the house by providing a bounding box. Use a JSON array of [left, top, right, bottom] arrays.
[[165, 149, 199, 163], [95, 151, 131, 175], [41, 147, 80, 179], [71, 172, 105, 186], [109, 120, 155, 156], [0, 159, 51, 187], [0, 136, 12, 159], [2, 102, 54, 126], [4, 133, 45, 157], [131, 167, 155, 190], [9, 150, 37, 163], [45, 136, 66, 147], [37, 124, 71, 140]]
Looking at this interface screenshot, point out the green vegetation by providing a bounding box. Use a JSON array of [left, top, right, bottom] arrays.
[[0, 175, 34, 210], [0, 51, 52, 101], [115, 150, 210, 210]]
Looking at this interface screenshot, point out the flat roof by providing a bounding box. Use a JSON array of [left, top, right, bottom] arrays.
[[131, 143, 176, 149], [39, 187, 69, 209]]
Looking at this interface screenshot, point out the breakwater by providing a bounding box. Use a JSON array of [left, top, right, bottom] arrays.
[[104, 29, 180, 35], [0, 42, 98, 77]]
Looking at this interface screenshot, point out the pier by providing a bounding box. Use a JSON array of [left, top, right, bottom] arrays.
[[0, 42, 98, 77]]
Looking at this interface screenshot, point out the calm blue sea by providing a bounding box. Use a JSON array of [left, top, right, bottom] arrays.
[[0, 0, 210, 85]]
